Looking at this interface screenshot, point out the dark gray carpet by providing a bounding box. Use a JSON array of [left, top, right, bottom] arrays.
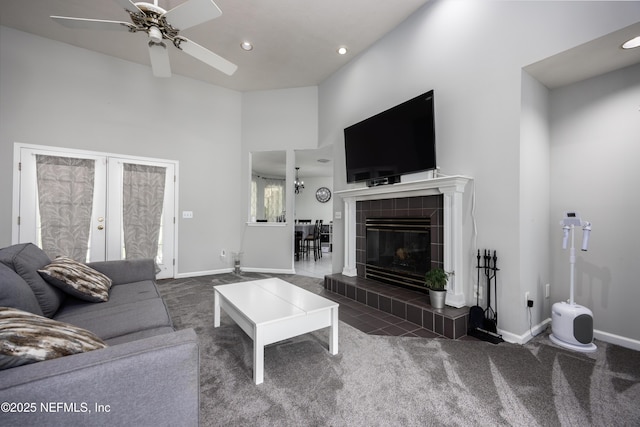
[[158, 273, 640, 426]]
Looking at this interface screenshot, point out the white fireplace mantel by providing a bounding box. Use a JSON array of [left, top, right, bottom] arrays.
[[335, 175, 472, 308]]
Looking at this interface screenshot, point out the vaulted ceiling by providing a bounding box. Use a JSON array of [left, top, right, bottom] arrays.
[[0, 0, 429, 91]]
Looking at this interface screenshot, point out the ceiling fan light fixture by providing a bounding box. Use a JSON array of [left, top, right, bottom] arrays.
[[622, 35, 640, 49], [337, 46, 348, 55], [241, 41, 254, 51], [148, 25, 163, 43]]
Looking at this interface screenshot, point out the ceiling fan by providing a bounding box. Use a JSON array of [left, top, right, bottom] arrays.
[[51, 0, 237, 77]]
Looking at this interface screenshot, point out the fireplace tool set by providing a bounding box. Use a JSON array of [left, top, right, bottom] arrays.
[[468, 249, 504, 344]]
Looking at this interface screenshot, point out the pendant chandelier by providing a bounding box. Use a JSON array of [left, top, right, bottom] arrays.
[[294, 167, 305, 194]]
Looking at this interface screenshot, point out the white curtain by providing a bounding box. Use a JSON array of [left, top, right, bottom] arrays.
[[251, 177, 258, 221], [251, 176, 285, 222], [122, 164, 166, 263], [263, 178, 285, 222], [35, 155, 95, 261]]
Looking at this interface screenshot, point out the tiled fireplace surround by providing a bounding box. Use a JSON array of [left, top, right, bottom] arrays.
[[325, 176, 472, 339]]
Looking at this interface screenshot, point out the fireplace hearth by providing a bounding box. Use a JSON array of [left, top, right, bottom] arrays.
[[366, 217, 431, 290]]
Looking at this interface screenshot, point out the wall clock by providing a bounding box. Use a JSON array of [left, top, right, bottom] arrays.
[[315, 187, 332, 203]]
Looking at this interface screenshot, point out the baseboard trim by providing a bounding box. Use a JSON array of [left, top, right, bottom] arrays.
[[499, 318, 552, 345], [174, 268, 233, 279], [499, 317, 640, 351], [175, 266, 298, 279], [594, 329, 640, 351], [241, 267, 296, 275]]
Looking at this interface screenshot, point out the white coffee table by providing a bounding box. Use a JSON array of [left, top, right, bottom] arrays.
[[213, 278, 339, 384]]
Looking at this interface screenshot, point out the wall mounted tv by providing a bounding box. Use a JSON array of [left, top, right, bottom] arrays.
[[344, 90, 435, 185]]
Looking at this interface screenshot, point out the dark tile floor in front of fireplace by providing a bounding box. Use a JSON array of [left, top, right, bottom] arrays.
[[315, 286, 479, 340]]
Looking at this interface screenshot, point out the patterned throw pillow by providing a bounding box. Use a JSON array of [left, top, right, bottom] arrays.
[[38, 256, 112, 303], [0, 307, 107, 370]]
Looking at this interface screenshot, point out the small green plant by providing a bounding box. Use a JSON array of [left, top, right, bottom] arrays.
[[424, 267, 448, 291]]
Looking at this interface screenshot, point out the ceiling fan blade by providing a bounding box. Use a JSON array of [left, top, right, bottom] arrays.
[[177, 37, 237, 76], [148, 42, 172, 78], [51, 16, 135, 32], [162, 0, 222, 31], [111, 0, 143, 14]]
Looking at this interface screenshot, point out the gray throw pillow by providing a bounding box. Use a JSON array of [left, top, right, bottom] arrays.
[[0, 307, 107, 370], [38, 256, 113, 303], [0, 263, 43, 316], [0, 243, 64, 317]]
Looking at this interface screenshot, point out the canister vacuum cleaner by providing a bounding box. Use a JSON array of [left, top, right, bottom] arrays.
[[549, 211, 597, 352]]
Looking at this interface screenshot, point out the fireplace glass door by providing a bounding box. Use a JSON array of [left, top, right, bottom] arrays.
[[365, 218, 431, 289]]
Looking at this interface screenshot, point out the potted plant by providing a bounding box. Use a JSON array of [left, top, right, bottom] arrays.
[[425, 267, 448, 309]]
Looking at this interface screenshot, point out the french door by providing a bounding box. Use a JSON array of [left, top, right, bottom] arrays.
[[15, 145, 176, 279]]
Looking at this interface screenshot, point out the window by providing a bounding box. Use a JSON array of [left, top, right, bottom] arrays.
[[251, 176, 285, 222]]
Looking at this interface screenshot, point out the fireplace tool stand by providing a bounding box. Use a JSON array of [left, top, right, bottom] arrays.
[[468, 249, 503, 344]]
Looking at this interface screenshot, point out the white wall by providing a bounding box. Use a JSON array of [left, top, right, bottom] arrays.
[[319, 0, 640, 342], [520, 71, 551, 338], [0, 26, 243, 275], [293, 176, 333, 223], [240, 87, 319, 272], [549, 62, 640, 346]]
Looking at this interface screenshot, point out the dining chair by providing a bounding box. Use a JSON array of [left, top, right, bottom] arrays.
[[294, 230, 304, 261], [304, 220, 323, 261]]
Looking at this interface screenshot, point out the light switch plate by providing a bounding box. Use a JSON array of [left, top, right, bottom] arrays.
[[182, 211, 193, 219]]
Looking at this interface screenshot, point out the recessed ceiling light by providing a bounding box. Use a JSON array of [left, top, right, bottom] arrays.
[[241, 41, 253, 51], [337, 46, 348, 55], [622, 35, 640, 49]]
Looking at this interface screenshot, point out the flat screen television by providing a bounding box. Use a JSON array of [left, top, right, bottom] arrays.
[[344, 90, 436, 184]]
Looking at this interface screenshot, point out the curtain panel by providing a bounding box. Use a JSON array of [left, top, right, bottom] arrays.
[[263, 178, 285, 222], [35, 155, 95, 261], [122, 164, 166, 263]]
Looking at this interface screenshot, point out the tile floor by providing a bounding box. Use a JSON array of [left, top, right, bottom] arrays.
[[294, 251, 333, 279], [295, 252, 475, 339]]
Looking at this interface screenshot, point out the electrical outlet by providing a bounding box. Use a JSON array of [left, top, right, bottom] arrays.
[[525, 291, 530, 307], [545, 283, 550, 299], [220, 249, 226, 259]]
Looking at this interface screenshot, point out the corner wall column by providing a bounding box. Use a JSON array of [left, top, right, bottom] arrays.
[[342, 197, 357, 276], [443, 190, 466, 308]]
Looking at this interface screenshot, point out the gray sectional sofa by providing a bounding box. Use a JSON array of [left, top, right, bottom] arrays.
[[0, 243, 199, 426]]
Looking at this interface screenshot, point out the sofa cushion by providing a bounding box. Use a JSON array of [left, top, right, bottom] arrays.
[[0, 243, 64, 317], [38, 256, 112, 303], [54, 280, 161, 318], [0, 263, 43, 316], [54, 298, 173, 340], [104, 326, 176, 346], [0, 307, 107, 370]]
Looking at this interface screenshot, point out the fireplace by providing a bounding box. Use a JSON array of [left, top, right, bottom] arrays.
[[365, 218, 431, 290], [353, 195, 444, 293], [336, 175, 472, 308]]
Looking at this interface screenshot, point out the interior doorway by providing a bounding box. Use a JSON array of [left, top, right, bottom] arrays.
[[293, 146, 334, 278]]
